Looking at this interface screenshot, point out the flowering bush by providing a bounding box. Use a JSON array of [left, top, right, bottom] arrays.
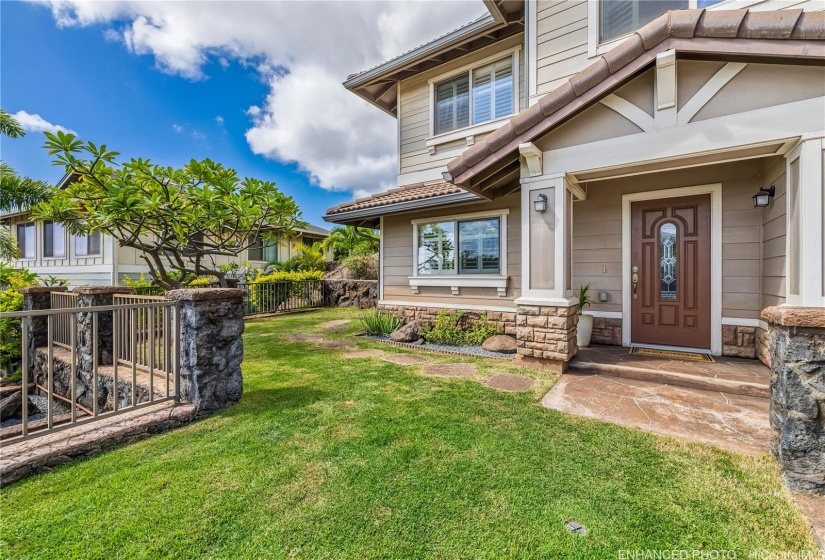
[[251, 270, 324, 284]]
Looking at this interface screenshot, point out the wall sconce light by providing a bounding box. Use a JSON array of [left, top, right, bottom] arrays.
[[533, 193, 547, 213], [753, 185, 775, 208]]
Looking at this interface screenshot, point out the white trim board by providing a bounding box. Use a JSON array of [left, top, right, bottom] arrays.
[[621, 183, 723, 355], [378, 300, 517, 314]]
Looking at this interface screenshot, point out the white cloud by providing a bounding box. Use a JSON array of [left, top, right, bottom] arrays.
[[215, 115, 224, 125], [12, 110, 76, 135], [172, 123, 183, 133], [39, 0, 484, 195]]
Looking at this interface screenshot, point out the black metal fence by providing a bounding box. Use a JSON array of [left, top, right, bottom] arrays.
[[241, 280, 324, 316]]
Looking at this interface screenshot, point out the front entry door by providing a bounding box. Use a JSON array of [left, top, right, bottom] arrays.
[[630, 194, 711, 349]]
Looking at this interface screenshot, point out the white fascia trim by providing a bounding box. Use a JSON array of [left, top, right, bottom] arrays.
[[408, 275, 509, 297], [343, 14, 498, 89], [622, 183, 723, 355], [378, 299, 517, 313]]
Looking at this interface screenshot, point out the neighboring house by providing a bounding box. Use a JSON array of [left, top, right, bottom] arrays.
[[326, 0, 825, 368], [0, 175, 332, 286]]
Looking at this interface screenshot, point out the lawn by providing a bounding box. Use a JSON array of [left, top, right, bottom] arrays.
[[0, 307, 817, 559]]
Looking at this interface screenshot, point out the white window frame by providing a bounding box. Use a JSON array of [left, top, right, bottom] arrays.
[[426, 46, 520, 153], [74, 231, 102, 257], [42, 220, 66, 260], [587, 0, 730, 58], [16, 222, 35, 260], [409, 209, 509, 297]]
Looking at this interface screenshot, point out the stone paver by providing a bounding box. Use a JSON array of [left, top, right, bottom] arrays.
[[321, 320, 351, 330], [343, 349, 386, 359], [485, 373, 534, 392], [317, 340, 356, 349], [289, 334, 324, 342], [542, 373, 772, 455], [421, 363, 476, 378], [1, 401, 197, 486], [381, 354, 432, 366], [795, 494, 825, 550]]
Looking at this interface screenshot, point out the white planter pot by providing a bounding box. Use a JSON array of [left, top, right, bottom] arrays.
[[577, 313, 593, 348]]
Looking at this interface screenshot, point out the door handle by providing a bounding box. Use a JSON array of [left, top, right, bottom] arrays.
[[632, 266, 639, 300]]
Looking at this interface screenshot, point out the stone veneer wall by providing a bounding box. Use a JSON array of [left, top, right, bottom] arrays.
[[590, 317, 622, 346], [722, 325, 757, 359], [324, 280, 378, 309], [756, 327, 771, 367], [515, 303, 578, 369], [762, 306, 825, 495], [378, 304, 517, 337]]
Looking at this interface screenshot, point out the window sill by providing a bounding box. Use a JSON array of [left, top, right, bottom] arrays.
[[408, 275, 508, 297], [425, 117, 513, 155]]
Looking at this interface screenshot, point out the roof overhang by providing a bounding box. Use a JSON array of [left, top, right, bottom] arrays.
[[445, 9, 825, 198], [324, 190, 481, 228], [343, 1, 524, 117]]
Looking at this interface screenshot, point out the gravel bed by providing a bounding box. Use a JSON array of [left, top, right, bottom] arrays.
[[363, 335, 514, 360], [0, 394, 71, 428]]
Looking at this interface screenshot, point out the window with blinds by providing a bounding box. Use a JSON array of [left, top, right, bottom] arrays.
[[433, 55, 514, 135], [600, 0, 688, 43]]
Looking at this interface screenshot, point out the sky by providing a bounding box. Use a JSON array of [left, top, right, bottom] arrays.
[[1, 0, 483, 228]]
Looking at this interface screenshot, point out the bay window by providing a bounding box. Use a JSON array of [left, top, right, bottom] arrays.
[[17, 222, 35, 259], [43, 221, 66, 258], [434, 55, 515, 136], [75, 231, 101, 256]]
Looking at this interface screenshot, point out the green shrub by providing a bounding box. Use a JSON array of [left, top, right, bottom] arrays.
[[359, 310, 403, 336], [0, 269, 39, 377], [341, 253, 378, 280], [252, 270, 324, 284], [420, 310, 501, 346]]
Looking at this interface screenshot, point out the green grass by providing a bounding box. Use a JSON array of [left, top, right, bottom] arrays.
[[0, 308, 816, 559]]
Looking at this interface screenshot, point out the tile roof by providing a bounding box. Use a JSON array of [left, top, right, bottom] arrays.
[[325, 181, 465, 216], [446, 8, 825, 185]]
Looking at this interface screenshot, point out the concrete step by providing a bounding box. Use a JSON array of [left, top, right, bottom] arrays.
[[567, 361, 770, 398]]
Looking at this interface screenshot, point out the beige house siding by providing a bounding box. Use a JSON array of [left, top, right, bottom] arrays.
[[572, 159, 766, 319], [533, 0, 823, 100], [535, 0, 588, 97], [761, 155, 787, 309], [398, 34, 525, 176], [382, 193, 521, 307]]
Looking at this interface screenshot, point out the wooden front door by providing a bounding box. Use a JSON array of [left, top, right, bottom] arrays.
[[630, 194, 711, 349]]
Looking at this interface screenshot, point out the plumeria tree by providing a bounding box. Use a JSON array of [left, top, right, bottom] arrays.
[[34, 131, 302, 288]]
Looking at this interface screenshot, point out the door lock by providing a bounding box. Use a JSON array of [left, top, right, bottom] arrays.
[[632, 266, 639, 299]]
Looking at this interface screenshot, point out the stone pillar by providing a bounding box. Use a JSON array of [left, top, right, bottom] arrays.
[[74, 286, 134, 372], [165, 288, 245, 413], [20, 286, 67, 371], [515, 302, 578, 372], [762, 306, 825, 495]]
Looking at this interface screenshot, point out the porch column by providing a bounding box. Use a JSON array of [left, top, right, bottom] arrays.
[[785, 135, 824, 307], [516, 173, 579, 371]]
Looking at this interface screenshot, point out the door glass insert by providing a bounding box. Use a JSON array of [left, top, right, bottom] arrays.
[[659, 222, 677, 300]]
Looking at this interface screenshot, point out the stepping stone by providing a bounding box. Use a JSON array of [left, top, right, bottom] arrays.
[[321, 320, 351, 330], [381, 354, 432, 366], [317, 339, 356, 349], [289, 334, 324, 342], [484, 372, 534, 392], [343, 349, 386, 359], [422, 363, 476, 378], [323, 326, 349, 333]]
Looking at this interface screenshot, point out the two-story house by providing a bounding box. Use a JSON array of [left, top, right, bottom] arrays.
[[325, 0, 825, 370], [2, 174, 332, 286]]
